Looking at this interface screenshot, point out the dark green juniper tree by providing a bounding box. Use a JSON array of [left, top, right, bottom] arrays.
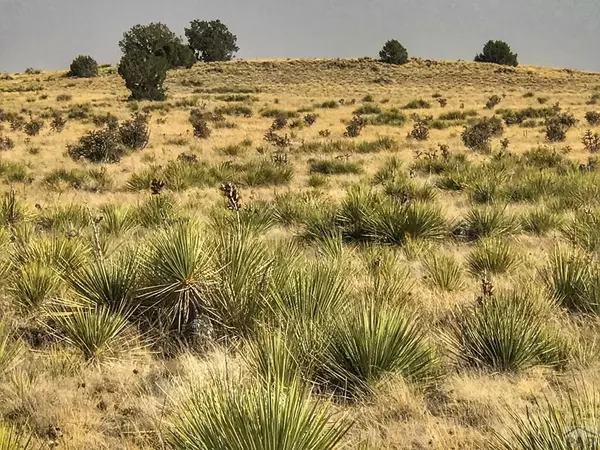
[[185, 19, 239, 62], [379, 40, 409, 65], [474, 40, 519, 67]]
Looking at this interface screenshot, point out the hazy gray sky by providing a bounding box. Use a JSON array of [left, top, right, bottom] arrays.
[[0, 0, 598, 73]]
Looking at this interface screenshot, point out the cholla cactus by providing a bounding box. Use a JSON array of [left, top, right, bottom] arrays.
[[220, 182, 241, 211]]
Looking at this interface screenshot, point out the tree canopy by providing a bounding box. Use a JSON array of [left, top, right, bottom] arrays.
[[474, 40, 519, 67], [185, 19, 239, 62], [379, 40, 409, 65]]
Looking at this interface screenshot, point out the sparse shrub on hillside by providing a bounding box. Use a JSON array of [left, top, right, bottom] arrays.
[[23, 117, 44, 136], [485, 94, 502, 109], [303, 113, 317, 126], [56, 93, 72, 102], [410, 119, 430, 141], [92, 112, 119, 130], [67, 55, 98, 78], [586, 111, 600, 126], [261, 109, 299, 119], [474, 40, 519, 66], [119, 112, 150, 149], [467, 238, 521, 276], [354, 104, 382, 115], [379, 39, 409, 65], [318, 100, 339, 109], [461, 116, 504, 152], [308, 159, 362, 175], [404, 99, 431, 109], [582, 130, 600, 153], [344, 115, 365, 138], [185, 19, 239, 62], [189, 109, 211, 139], [270, 115, 287, 130], [67, 129, 122, 163], [454, 205, 519, 240], [521, 207, 561, 236], [364, 109, 407, 126], [545, 112, 577, 142], [67, 103, 92, 120], [50, 113, 67, 133], [422, 253, 465, 292], [215, 104, 253, 117], [0, 135, 15, 151]]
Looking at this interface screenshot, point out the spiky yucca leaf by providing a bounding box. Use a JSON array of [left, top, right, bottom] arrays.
[[466, 238, 521, 276], [209, 205, 275, 237], [204, 228, 273, 338], [12, 235, 90, 275], [562, 210, 600, 253], [66, 254, 138, 312], [541, 247, 600, 314], [99, 204, 137, 236], [0, 423, 42, 450], [447, 294, 558, 372], [133, 194, 179, 228], [168, 376, 351, 450], [51, 305, 138, 363], [367, 201, 448, 244], [493, 389, 600, 450], [320, 300, 438, 399], [10, 261, 59, 312], [141, 222, 215, 332], [521, 207, 561, 236], [422, 252, 465, 292], [458, 205, 519, 240], [0, 322, 25, 376]]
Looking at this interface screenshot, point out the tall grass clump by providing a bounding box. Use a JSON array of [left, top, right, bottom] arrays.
[[319, 300, 438, 399], [50, 305, 138, 364], [168, 376, 351, 450], [0, 423, 40, 450], [541, 247, 600, 314], [133, 194, 179, 228], [562, 209, 600, 253], [493, 388, 600, 450], [140, 223, 215, 333], [455, 205, 519, 240], [447, 293, 558, 372], [11, 261, 60, 313], [422, 253, 465, 292], [466, 238, 521, 276], [521, 207, 561, 236], [0, 321, 25, 376]]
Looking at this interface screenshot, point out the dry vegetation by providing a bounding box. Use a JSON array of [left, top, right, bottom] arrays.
[[0, 57, 600, 448]]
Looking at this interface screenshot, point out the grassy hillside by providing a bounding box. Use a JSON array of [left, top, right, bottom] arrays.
[[0, 58, 600, 448]]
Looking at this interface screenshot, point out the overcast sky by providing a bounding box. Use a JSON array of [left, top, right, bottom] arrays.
[[0, 0, 598, 73]]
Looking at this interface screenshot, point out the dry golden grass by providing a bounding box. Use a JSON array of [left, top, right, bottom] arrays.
[[0, 58, 600, 449]]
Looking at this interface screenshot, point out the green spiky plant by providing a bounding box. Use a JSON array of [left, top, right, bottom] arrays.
[[541, 246, 600, 314], [457, 205, 520, 240], [203, 226, 273, 339], [493, 388, 600, 450], [99, 204, 137, 236], [422, 252, 465, 292], [168, 375, 352, 450], [0, 423, 42, 450], [12, 235, 90, 275], [140, 222, 216, 333], [50, 305, 139, 364], [466, 238, 521, 276], [0, 322, 25, 376], [319, 300, 439, 399], [562, 209, 600, 253], [66, 254, 139, 313], [521, 207, 562, 236], [447, 293, 558, 372], [10, 261, 60, 313]]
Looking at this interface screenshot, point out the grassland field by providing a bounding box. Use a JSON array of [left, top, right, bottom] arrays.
[[0, 57, 599, 449]]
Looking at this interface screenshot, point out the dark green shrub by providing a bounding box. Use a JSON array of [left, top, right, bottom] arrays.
[[0, 135, 14, 151], [92, 112, 119, 130], [119, 112, 150, 149], [585, 111, 600, 126], [379, 39, 409, 65], [56, 93, 72, 102], [364, 109, 406, 126], [461, 117, 504, 151], [23, 117, 44, 136], [67, 103, 92, 119], [485, 95, 502, 109], [185, 19, 239, 62], [270, 115, 287, 130], [214, 104, 252, 117], [189, 109, 211, 138], [545, 112, 576, 142], [474, 40, 518, 66], [67, 129, 122, 163], [410, 119, 429, 141], [261, 109, 299, 119], [344, 115, 365, 138], [67, 55, 98, 78], [318, 100, 339, 109], [303, 113, 317, 126], [353, 104, 382, 115]]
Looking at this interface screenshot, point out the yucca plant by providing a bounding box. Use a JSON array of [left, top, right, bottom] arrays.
[[13, 235, 90, 275], [336, 187, 382, 242], [0, 321, 25, 376], [66, 254, 139, 313], [447, 293, 558, 372], [209, 204, 275, 237], [493, 388, 600, 450], [0, 189, 29, 228], [0, 423, 42, 450], [140, 222, 216, 333], [269, 262, 349, 324], [422, 253, 465, 292], [320, 300, 438, 399], [50, 305, 139, 363], [541, 247, 600, 314], [562, 210, 600, 253], [367, 201, 448, 244], [99, 204, 137, 236], [168, 376, 351, 450], [36, 203, 90, 233], [466, 238, 521, 276], [521, 207, 562, 236], [10, 261, 60, 313], [203, 228, 273, 339], [133, 194, 179, 228], [456, 205, 519, 240]]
